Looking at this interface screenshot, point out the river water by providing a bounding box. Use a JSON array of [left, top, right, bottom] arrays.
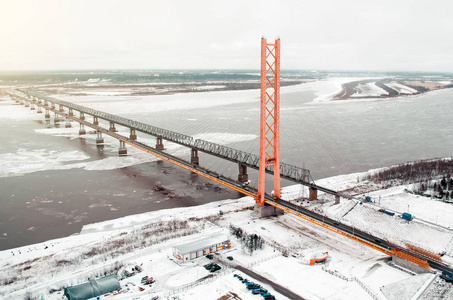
[[1, 75, 452, 250]]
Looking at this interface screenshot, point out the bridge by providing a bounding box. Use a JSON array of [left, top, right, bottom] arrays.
[[7, 38, 453, 275], [14, 89, 342, 199], [9, 84, 453, 275]]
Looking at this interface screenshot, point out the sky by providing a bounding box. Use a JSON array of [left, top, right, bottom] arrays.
[[0, 0, 452, 72]]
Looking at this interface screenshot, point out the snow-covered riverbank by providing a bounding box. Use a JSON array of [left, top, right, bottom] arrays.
[[2, 168, 453, 300]]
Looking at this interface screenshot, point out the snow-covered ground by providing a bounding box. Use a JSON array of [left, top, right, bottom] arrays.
[[2, 170, 451, 300], [283, 171, 453, 255], [385, 82, 418, 94], [350, 82, 389, 97], [0, 197, 401, 300], [305, 77, 372, 102]]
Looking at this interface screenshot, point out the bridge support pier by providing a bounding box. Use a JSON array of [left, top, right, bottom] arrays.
[[69, 109, 74, 117], [191, 149, 199, 165], [156, 136, 164, 150], [335, 195, 340, 204], [65, 118, 72, 128], [109, 122, 117, 132], [45, 119, 51, 128], [79, 123, 86, 135], [392, 256, 430, 274], [93, 116, 99, 126], [59, 105, 64, 112], [24, 101, 29, 107], [118, 141, 127, 156], [37, 106, 42, 113], [15, 98, 20, 104], [80, 112, 85, 121], [44, 100, 49, 107], [30, 104, 35, 110], [254, 203, 284, 218], [96, 131, 104, 145], [238, 164, 248, 183], [130, 128, 137, 140], [51, 103, 55, 109], [54, 113, 60, 125], [38, 98, 42, 104], [20, 100, 24, 105], [45, 109, 51, 119], [309, 187, 318, 201]]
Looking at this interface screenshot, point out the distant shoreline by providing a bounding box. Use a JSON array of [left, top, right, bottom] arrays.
[[333, 78, 453, 100]]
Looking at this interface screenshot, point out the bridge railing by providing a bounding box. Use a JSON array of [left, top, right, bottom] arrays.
[[22, 90, 315, 188], [193, 139, 260, 167]]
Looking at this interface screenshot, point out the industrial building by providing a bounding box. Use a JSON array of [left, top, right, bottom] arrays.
[[64, 274, 120, 300], [173, 234, 231, 261]]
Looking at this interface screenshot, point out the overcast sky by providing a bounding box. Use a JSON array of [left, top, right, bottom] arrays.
[[0, 0, 452, 72]]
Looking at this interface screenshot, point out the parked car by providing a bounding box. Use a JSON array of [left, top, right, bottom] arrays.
[[247, 284, 260, 290], [227, 256, 233, 261], [210, 264, 221, 272], [262, 293, 275, 300], [252, 288, 267, 295]]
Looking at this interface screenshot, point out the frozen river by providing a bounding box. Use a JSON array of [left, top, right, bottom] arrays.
[[1, 77, 452, 250]]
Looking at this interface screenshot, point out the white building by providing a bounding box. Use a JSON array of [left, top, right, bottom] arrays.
[[172, 234, 231, 261]]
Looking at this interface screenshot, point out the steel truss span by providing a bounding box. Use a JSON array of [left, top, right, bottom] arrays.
[[21, 90, 324, 193]]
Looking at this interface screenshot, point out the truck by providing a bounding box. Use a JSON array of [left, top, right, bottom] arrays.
[[402, 213, 413, 221], [379, 209, 395, 216]]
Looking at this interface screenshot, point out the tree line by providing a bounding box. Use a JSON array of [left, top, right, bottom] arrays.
[[366, 158, 453, 186], [229, 224, 264, 255]]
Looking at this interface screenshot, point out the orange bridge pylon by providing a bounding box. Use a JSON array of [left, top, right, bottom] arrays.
[[257, 38, 281, 206]]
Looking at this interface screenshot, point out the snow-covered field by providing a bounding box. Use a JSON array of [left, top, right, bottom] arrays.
[[385, 82, 418, 95], [283, 171, 453, 255], [350, 82, 389, 97]]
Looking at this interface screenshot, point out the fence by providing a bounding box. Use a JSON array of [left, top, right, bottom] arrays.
[[247, 253, 281, 268], [321, 264, 383, 300], [163, 268, 235, 298]]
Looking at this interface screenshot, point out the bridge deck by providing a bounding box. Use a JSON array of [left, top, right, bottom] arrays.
[[21, 90, 340, 197]]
